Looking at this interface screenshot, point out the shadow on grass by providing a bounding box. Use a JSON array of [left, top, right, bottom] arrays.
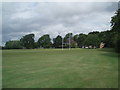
[[98, 48, 116, 52], [101, 52, 118, 58], [98, 48, 119, 59]]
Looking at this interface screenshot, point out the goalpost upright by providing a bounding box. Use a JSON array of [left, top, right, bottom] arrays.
[[69, 33, 71, 50], [62, 37, 63, 50]]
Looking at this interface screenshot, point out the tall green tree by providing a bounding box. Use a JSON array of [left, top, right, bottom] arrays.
[[5, 40, 22, 49], [63, 33, 73, 48], [84, 34, 100, 47], [20, 34, 35, 49], [88, 31, 99, 35], [77, 33, 87, 48], [38, 34, 52, 48], [110, 9, 120, 52], [64, 33, 73, 42], [34, 42, 39, 48], [53, 35, 62, 48], [99, 31, 116, 47], [73, 34, 79, 42], [111, 9, 120, 32]]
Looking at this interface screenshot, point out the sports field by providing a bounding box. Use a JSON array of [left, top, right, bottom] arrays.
[[2, 48, 118, 88]]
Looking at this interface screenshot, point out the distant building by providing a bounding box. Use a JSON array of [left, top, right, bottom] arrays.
[[89, 45, 92, 49], [100, 42, 105, 48], [82, 46, 85, 48], [93, 46, 96, 49], [85, 46, 88, 49]]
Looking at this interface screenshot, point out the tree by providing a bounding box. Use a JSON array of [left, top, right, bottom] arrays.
[[73, 34, 79, 42], [20, 34, 35, 49], [0, 46, 2, 49], [5, 40, 22, 49], [63, 33, 73, 48], [110, 9, 120, 52], [97, 30, 116, 48], [84, 34, 100, 48], [88, 31, 99, 35], [53, 35, 62, 48], [111, 9, 120, 32], [77, 33, 87, 48], [38, 34, 52, 48], [64, 33, 73, 42], [34, 42, 39, 49]]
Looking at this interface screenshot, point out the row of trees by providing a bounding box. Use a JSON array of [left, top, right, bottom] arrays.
[[3, 9, 120, 52], [3, 30, 117, 49]]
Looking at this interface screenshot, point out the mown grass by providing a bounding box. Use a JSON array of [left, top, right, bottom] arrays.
[[0, 50, 2, 89], [2, 48, 118, 88]]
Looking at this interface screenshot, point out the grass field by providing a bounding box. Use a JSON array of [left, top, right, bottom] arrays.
[[2, 48, 118, 88]]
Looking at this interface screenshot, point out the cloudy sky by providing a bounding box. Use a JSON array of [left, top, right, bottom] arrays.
[[2, 2, 118, 45]]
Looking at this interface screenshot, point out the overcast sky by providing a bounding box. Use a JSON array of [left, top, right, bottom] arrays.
[[2, 2, 118, 45]]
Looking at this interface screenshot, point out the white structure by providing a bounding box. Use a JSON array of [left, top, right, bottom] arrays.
[[100, 42, 105, 48]]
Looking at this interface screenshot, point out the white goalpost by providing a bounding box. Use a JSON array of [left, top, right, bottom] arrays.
[[62, 37, 63, 50], [69, 33, 71, 50], [60, 30, 71, 50]]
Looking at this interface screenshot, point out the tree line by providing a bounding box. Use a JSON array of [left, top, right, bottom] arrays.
[[2, 9, 120, 52]]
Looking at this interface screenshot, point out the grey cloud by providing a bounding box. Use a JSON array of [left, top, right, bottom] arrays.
[[0, 3, 2, 46], [2, 2, 118, 45]]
